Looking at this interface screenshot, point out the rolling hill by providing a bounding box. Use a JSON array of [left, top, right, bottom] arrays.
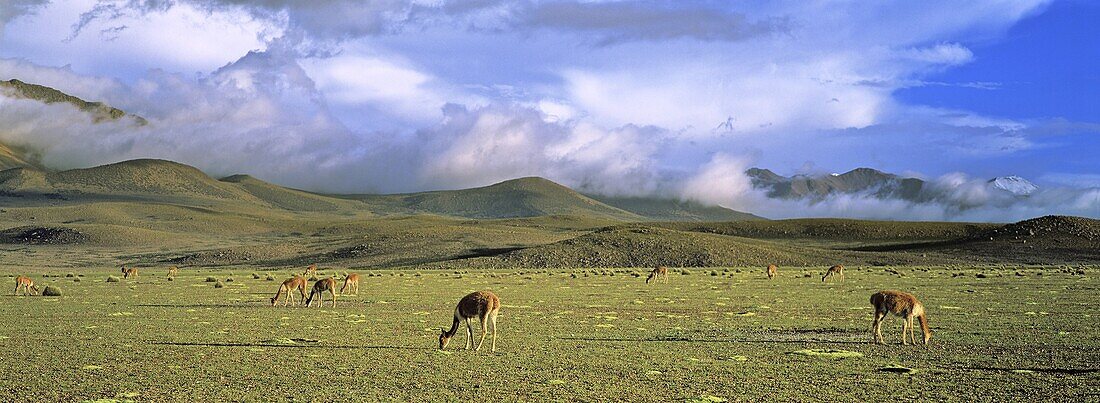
[[0, 159, 365, 212], [352, 177, 644, 220], [0, 158, 761, 222]]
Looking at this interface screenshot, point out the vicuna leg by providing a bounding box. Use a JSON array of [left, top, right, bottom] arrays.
[[873, 311, 885, 344], [901, 316, 910, 345], [490, 312, 498, 353], [329, 289, 336, 308], [908, 315, 917, 346], [465, 319, 474, 350], [475, 314, 488, 351]]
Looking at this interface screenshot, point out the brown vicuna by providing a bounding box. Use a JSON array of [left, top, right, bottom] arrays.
[[822, 264, 844, 282], [14, 276, 39, 296], [167, 266, 178, 278], [766, 264, 778, 279], [439, 290, 500, 353], [121, 266, 138, 279], [305, 277, 337, 308], [270, 276, 307, 307], [340, 273, 360, 295], [646, 266, 669, 284], [303, 264, 318, 277], [871, 290, 931, 346]]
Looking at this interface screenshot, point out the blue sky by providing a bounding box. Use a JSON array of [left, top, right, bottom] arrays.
[[0, 0, 1097, 220]]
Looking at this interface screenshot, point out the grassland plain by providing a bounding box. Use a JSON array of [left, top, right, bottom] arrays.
[[2, 265, 1096, 402]]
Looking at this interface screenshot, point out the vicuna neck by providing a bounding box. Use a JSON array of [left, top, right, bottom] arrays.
[[444, 315, 461, 337]]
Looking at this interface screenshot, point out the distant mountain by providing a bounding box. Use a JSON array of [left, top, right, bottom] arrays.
[[352, 177, 644, 221], [586, 194, 764, 221], [746, 167, 925, 202], [0, 79, 147, 125], [988, 176, 1038, 196]]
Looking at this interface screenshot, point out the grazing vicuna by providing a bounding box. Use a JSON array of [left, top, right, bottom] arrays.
[[305, 277, 337, 308], [303, 264, 318, 277], [766, 264, 778, 279], [121, 266, 138, 279], [439, 290, 500, 353], [14, 276, 39, 296], [646, 266, 669, 284], [340, 273, 360, 295], [871, 290, 931, 346], [822, 264, 844, 282], [167, 266, 178, 278], [270, 276, 307, 307]]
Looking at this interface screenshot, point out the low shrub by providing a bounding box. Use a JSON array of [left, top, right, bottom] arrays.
[[42, 286, 63, 296], [106, 276, 120, 283]]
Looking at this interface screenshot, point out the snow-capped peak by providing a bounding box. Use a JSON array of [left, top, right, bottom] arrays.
[[988, 176, 1038, 196]]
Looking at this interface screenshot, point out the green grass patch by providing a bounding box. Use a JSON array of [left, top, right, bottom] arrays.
[[789, 349, 864, 359]]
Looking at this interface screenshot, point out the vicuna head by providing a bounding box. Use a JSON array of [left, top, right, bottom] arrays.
[[439, 328, 452, 350]]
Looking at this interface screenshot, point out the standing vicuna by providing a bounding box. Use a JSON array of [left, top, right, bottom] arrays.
[[167, 266, 178, 278], [14, 276, 39, 296], [305, 277, 337, 308], [270, 276, 308, 307], [766, 264, 778, 280], [822, 264, 844, 282], [871, 290, 931, 346], [340, 273, 360, 295], [121, 266, 138, 279], [303, 264, 318, 277], [439, 290, 500, 353], [646, 266, 669, 284]]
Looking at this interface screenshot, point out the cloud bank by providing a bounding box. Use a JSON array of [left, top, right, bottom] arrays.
[[0, 0, 1096, 221]]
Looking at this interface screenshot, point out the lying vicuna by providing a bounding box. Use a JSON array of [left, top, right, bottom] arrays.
[[871, 290, 931, 346], [305, 277, 337, 308], [439, 290, 500, 353], [121, 266, 138, 279], [822, 264, 844, 282], [14, 276, 39, 296], [646, 266, 669, 284]]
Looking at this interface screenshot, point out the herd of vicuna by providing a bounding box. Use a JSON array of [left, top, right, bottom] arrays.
[[15, 263, 930, 351]]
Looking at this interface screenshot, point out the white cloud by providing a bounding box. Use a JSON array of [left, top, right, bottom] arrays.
[[1, 0, 275, 77]]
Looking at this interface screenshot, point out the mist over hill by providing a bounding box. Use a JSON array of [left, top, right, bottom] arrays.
[[0, 77, 1096, 222]]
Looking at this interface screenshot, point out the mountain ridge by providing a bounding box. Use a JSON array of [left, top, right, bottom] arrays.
[[0, 78, 147, 125]]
